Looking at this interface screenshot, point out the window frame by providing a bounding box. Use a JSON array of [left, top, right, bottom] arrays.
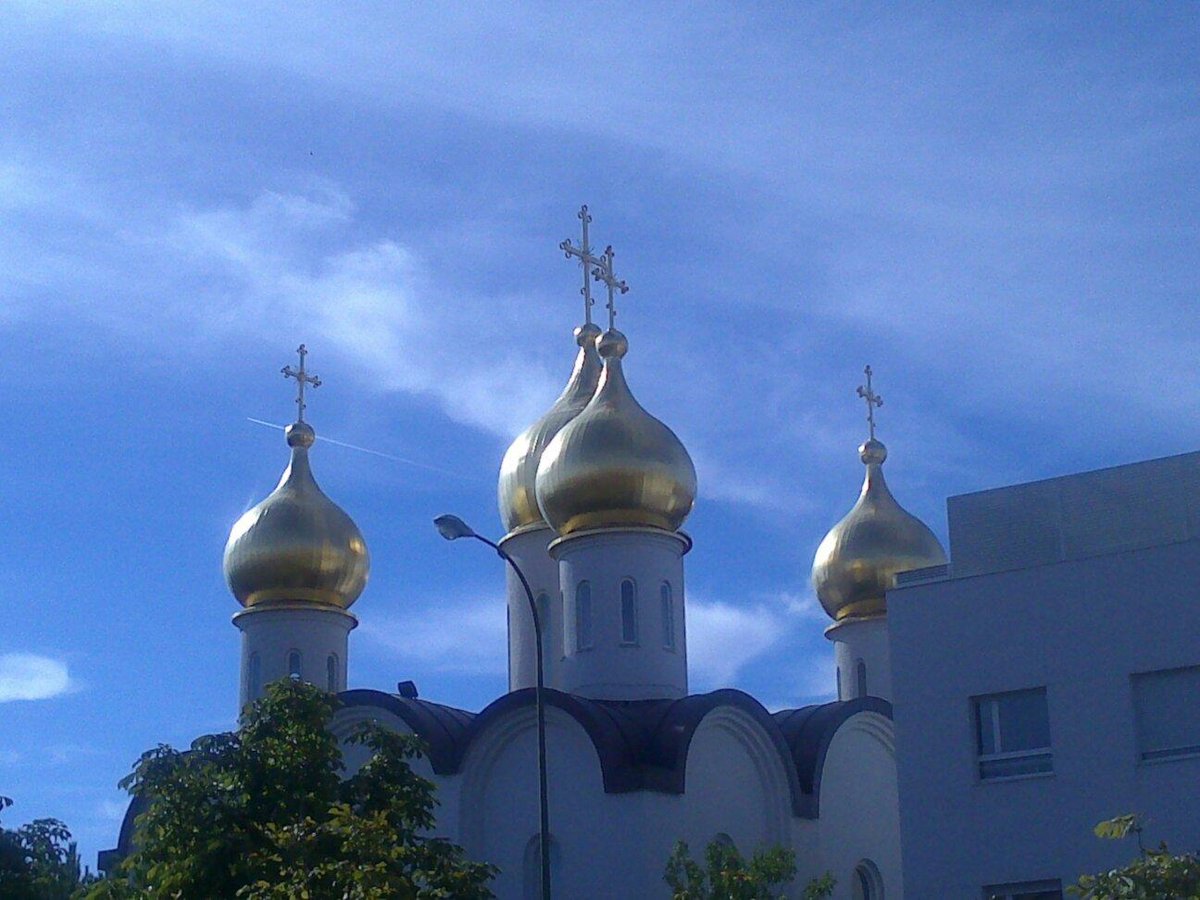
[[972, 687, 1053, 781], [619, 579, 639, 646], [1131, 664, 1200, 763]]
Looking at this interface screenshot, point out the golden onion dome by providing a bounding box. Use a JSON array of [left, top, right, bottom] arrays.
[[498, 323, 602, 534], [224, 421, 369, 610], [811, 438, 946, 621], [535, 328, 697, 536]]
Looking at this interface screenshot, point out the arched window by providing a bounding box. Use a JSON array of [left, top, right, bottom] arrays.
[[288, 650, 302, 680], [620, 579, 638, 645], [248, 652, 261, 700], [575, 582, 592, 651], [852, 859, 884, 899], [856, 659, 868, 698], [522, 834, 562, 900], [836, 666, 842, 700], [326, 654, 338, 692], [660, 582, 675, 650]]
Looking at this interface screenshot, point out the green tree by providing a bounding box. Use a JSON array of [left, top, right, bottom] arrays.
[[664, 837, 834, 900], [1070, 814, 1200, 899], [90, 679, 495, 899], [0, 796, 93, 900]]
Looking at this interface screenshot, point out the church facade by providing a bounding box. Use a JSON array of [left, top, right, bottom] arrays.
[[103, 210, 1199, 899]]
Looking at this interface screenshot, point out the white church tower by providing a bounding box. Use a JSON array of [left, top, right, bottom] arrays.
[[534, 243, 697, 701], [223, 345, 370, 710], [811, 365, 945, 702], [496, 208, 603, 692]]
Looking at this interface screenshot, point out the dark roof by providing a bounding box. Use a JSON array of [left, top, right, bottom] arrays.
[[341, 687, 893, 820]]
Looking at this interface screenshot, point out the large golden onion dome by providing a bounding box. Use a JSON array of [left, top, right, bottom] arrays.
[[224, 421, 369, 610], [535, 328, 696, 535], [811, 438, 946, 621], [498, 323, 602, 534]]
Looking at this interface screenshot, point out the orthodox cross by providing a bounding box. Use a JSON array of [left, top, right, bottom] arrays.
[[559, 205, 605, 327], [281, 344, 321, 423], [592, 244, 629, 331], [856, 365, 883, 440]]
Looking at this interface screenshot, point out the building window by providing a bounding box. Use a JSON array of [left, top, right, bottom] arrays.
[[836, 666, 842, 700], [660, 582, 675, 650], [575, 581, 592, 651], [326, 654, 338, 692], [982, 879, 1062, 899], [288, 650, 302, 680], [973, 688, 1052, 779], [248, 652, 261, 699], [1132, 665, 1200, 761], [620, 579, 638, 645], [856, 659, 868, 698], [852, 859, 884, 900]]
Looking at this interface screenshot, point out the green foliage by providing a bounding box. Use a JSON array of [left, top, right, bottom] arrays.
[[92, 679, 495, 899], [0, 795, 94, 900], [1070, 815, 1200, 899], [664, 837, 834, 900]]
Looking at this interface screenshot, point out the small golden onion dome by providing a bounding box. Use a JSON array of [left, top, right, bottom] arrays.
[[535, 328, 697, 535], [224, 422, 370, 610], [498, 323, 602, 534], [811, 438, 946, 621]]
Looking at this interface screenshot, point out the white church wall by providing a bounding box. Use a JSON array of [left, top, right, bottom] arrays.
[[234, 604, 355, 708], [500, 526, 563, 692], [553, 528, 689, 700], [814, 712, 901, 900], [891, 528, 1200, 897]]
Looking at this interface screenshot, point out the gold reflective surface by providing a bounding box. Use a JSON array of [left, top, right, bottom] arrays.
[[498, 324, 602, 534], [224, 422, 370, 609], [811, 439, 946, 620], [536, 328, 696, 535]]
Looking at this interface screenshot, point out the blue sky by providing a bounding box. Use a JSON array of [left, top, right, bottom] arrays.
[[2, 2, 1197, 867]]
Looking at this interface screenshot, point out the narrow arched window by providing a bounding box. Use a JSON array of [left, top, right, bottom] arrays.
[[288, 650, 302, 680], [836, 666, 842, 700], [660, 582, 675, 650], [852, 859, 884, 899], [620, 579, 638, 645], [575, 582, 592, 651], [856, 659, 868, 699], [248, 652, 261, 699], [326, 654, 338, 692]]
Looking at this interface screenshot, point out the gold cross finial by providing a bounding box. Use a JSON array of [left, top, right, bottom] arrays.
[[592, 244, 629, 331], [856, 365, 883, 440], [281, 344, 322, 423], [560, 205, 605, 327]]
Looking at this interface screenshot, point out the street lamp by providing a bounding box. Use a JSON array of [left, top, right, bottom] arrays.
[[434, 514, 551, 900]]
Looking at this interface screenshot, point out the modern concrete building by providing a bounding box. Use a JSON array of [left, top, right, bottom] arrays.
[[890, 452, 1200, 899]]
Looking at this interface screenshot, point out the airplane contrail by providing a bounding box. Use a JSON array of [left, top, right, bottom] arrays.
[[246, 418, 476, 482]]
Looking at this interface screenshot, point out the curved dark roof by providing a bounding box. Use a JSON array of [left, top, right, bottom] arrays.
[[774, 696, 893, 818], [339, 687, 892, 820], [339, 688, 476, 775]]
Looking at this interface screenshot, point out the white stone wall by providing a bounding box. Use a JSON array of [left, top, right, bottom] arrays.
[[552, 528, 689, 700], [826, 616, 891, 702], [233, 603, 355, 709], [500, 526, 563, 692]]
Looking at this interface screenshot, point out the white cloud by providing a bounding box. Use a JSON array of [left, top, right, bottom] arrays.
[[687, 598, 785, 689], [359, 596, 507, 678], [0, 654, 72, 702]]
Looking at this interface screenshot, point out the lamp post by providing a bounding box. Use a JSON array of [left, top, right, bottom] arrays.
[[434, 514, 551, 900]]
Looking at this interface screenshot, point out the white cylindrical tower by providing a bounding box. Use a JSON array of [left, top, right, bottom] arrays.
[[224, 370, 369, 711], [536, 326, 697, 701], [811, 370, 945, 703], [497, 323, 601, 691]]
